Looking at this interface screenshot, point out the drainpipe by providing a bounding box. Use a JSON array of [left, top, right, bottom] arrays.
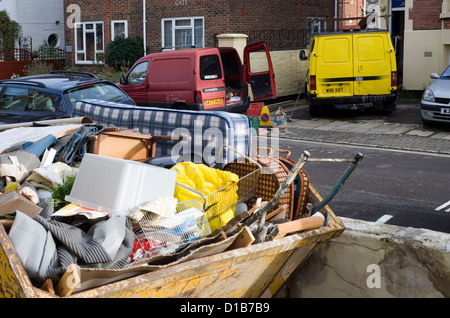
[[143, 0, 147, 56], [335, 0, 338, 31]]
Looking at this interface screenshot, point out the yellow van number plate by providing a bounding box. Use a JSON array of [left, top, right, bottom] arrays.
[[325, 87, 344, 93], [204, 98, 223, 106]]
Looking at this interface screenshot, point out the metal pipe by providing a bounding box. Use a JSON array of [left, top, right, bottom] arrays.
[[312, 152, 364, 215], [143, 0, 147, 56]]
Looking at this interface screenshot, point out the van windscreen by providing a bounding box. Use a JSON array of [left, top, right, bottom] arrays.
[[200, 55, 222, 80]]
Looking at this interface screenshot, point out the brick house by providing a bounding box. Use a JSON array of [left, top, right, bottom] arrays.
[[63, 0, 336, 68]]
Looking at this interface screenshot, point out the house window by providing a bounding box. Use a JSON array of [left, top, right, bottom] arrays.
[[162, 17, 204, 50], [112, 20, 128, 40], [74, 21, 104, 64]]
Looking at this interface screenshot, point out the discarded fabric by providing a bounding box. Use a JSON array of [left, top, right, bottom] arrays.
[[53, 124, 104, 165]]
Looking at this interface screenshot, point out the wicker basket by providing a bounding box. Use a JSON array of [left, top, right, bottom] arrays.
[[275, 149, 310, 219], [224, 147, 294, 219]]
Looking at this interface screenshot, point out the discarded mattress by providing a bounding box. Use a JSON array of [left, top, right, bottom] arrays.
[[72, 100, 252, 165]]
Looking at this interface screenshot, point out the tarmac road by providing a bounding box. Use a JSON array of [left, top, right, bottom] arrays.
[[258, 97, 450, 233]]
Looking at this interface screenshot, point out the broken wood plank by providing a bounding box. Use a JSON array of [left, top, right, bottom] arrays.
[[227, 226, 255, 250], [274, 213, 325, 239], [55, 264, 80, 297], [266, 204, 288, 220], [40, 278, 55, 295]]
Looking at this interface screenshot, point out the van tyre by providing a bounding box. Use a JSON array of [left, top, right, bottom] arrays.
[[174, 103, 188, 110], [381, 102, 396, 113], [309, 104, 322, 117]]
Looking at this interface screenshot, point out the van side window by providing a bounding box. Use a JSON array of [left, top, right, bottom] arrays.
[[200, 55, 222, 80], [128, 61, 149, 85]]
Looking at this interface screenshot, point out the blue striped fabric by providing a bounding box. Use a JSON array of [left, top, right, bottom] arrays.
[[73, 100, 252, 165]]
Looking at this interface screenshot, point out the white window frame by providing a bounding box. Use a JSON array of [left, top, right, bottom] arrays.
[[161, 17, 204, 50], [111, 20, 128, 40], [74, 21, 104, 65]]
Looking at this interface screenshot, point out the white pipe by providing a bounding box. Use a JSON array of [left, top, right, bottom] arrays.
[[335, 0, 338, 31], [143, 0, 147, 56]]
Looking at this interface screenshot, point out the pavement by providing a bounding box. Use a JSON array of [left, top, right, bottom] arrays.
[[265, 99, 450, 155]]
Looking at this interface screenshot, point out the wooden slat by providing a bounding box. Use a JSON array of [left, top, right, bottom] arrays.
[[274, 214, 324, 239], [40, 278, 55, 295], [55, 264, 80, 297]]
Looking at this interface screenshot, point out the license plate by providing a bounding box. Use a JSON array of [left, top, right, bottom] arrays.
[[204, 98, 223, 106], [441, 108, 450, 114], [325, 87, 344, 93]]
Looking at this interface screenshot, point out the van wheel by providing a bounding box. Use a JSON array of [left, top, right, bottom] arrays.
[[381, 102, 396, 113], [174, 103, 188, 110], [309, 104, 322, 117]]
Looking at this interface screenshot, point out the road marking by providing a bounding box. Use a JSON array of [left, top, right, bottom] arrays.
[[435, 200, 450, 212], [375, 214, 393, 224]]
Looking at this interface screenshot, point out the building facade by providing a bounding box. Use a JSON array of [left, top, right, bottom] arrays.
[[404, 0, 450, 90], [63, 0, 336, 67], [0, 0, 65, 50]]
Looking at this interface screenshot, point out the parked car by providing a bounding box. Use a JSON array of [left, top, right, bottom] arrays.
[[300, 30, 397, 116], [118, 42, 276, 113], [421, 65, 450, 125], [0, 71, 135, 124]]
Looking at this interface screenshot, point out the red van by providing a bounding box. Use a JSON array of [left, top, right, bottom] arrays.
[[118, 42, 276, 112]]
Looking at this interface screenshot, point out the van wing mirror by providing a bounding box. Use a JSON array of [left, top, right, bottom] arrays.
[[299, 50, 307, 61], [120, 76, 128, 85]]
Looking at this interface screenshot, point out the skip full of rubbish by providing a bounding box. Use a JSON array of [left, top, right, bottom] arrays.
[[0, 118, 363, 297]]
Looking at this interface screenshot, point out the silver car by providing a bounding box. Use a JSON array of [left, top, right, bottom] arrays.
[[421, 65, 450, 125]]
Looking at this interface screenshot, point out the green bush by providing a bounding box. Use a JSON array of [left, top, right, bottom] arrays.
[[97, 64, 129, 83], [106, 37, 144, 69], [24, 60, 54, 75]]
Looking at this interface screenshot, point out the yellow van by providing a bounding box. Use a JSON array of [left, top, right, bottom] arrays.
[[300, 30, 397, 116]]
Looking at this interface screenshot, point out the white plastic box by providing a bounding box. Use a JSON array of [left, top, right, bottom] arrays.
[[65, 153, 177, 216]]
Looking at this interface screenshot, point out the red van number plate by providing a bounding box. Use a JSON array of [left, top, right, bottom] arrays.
[[204, 98, 223, 106]]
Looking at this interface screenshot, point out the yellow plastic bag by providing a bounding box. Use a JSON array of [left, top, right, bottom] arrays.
[[171, 162, 239, 232]]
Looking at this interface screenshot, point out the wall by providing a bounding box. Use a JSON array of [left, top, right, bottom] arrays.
[[64, 0, 335, 67], [0, 0, 65, 50], [279, 217, 450, 298], [270, 50, 308, 97], [403, 0, 450, 90], [218, 34, 308, 98], [145, 0, 335, 52], [403, 30, 443, 90]]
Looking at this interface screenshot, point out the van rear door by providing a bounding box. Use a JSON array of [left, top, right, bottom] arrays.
[[243, 42, 276, 101], [353, 33, 394, 96], [315, 34, 354, 98]]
